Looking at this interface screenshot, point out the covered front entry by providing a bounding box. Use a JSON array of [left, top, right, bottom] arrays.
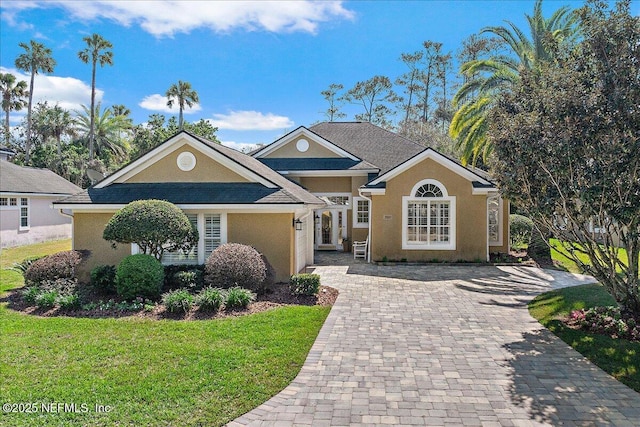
[[314, 207, 347, 250]]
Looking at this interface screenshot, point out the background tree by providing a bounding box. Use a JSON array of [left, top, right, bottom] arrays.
[[450, 0, 578, 165], [341, 75, 396, 128], [321, 83, 346, 122], [31, 102, 74, 160], [395, 51, 424, 131], [489, 0, 640, 315], [165, 80, 199, 130], [78, 33, 113, 161], [75, 103, 130, 168], [14, 40, 56, 164], [103, 199, 198, 261], [0, 73, 28, 145]]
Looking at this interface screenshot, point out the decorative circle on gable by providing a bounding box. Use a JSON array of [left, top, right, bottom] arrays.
[[177, 151, 196, 171], [296, 139, 309, 152]]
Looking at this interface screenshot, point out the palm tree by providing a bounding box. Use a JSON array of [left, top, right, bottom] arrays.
[[450, 0, 578, 165], [32, 103, 74, 160], [165, 80, 199, 130], [14, 40, 56, 164], [75, 103, 129, 166], [78, 33, 113, 160], [0, 73, 28, 145]]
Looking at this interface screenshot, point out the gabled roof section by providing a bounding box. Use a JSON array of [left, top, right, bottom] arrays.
[[366, 147, 495, 189], [0, 161, 81, 195], [96, 131, 278, 189], [252, 126, 360, 161], [258, 157, 378, 172], [309, 122, 425, 173]]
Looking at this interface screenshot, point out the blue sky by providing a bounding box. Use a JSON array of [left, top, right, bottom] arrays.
[[1, 1, 636, 151]]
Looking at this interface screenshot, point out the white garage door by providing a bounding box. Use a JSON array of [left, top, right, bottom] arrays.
[[295, 218, 307, 273]]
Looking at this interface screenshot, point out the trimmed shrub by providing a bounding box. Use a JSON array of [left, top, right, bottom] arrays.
[[510, 214, 534, 249], [162, 288, 194, 313], [225, 287, 255, 310], [57, 293, 81, 310], [22, 286, 40, 305], [289, 273, 321, 296], [163, 266, 205, 292], [39, 278, 79, 295], [90, 265, 117, 294], [115, 254, 164, 300], [195, 287, 224, 311], [204, 243, 270, 293], [528, 226, 552, 263], [24, 250, 87, 285]]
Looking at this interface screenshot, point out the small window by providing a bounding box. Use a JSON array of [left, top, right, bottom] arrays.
[[327, 196, 350, 206], [0, 198, 7, 206], [19, 197, 29, 229], [162, 214, 198, 265], [204, 214, 222, 258], [488, 196, 502, 246], [415, 183, 443, 198], [10, 197, 17, 206], [353, 197, 369, 228]]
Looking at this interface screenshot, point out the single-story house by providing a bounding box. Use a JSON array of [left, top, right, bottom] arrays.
[[54, 122, 509, 282], [1, 159, 82, 248]]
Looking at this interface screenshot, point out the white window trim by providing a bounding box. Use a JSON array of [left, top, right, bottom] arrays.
[[131, 212, 227, 264], [19, 197, 30, 230], [487, 195, 503, 246], [312, 192, 352, 208], [352, 196, 370, 228], [0, 196, 19, 210], [402, 179, 456, 250]]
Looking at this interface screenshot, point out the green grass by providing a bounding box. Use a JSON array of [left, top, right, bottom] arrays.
[[0, 240, 331, 426], [0, 238, 72, 269], [549, 238, 636, 274], [529, 284, 639, 392]]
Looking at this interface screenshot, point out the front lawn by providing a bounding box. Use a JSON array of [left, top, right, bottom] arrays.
[[549, 238, 637, 274], [529, 284, 639, 392], [0, 241, 330, 426]]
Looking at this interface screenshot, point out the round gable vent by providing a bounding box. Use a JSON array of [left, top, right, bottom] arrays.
[[177, 151, 196, 171], [296, 138, 309, 153]]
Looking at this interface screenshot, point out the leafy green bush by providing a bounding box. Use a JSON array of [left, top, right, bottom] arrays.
[[195, 287, 224, 311], [35, 291, 58, 309], [115, 254, 165, 300], [510, 214, 534, 249], [22, 286, 40, 305], [162, 289, 194, 313], [528, 226, 552, 263], [57, 293, 81, 310], [225, 287, 255, 310], [90, 265, 117, 294], [205, 243, 272, 293], [289, 274, 321, 296], [24, 250, 87, 285], [103, 199, 198, 261], [163, 264, 206, 291]]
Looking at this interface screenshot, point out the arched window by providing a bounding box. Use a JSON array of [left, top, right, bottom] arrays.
[[402, 179, 455, 250]]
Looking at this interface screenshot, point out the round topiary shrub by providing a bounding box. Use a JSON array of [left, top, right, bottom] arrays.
[[24, 250, 87, 285], [204, 243, 271, 292], [115, 254, 164, 300], [90, 265, 117, 294], [509, 214, 534, 249]]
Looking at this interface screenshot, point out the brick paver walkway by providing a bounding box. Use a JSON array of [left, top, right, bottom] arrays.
[[230, 260, 640, 426]]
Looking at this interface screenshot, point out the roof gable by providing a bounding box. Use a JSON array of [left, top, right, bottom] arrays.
[[253, 126, 360, 161], [367, 147, 495, 188], [96, 132, 277, 189], [0, 161, 81, 195]]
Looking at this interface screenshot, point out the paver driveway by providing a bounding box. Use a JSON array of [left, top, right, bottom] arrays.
[[230, 263, 640, 426]]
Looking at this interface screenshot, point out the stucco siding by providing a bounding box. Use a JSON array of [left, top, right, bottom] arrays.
[[123, 142, 249, 183], [227, 213, 294, 282], [370, 158, 488, 262], [73, 212, 130, 283], [264, 136, 341, 158], [299, 176, 351, 193]]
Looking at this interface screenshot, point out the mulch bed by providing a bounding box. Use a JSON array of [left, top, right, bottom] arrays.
[[4, 282, 339, 321]]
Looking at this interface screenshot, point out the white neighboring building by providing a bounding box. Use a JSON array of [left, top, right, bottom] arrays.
[[0, 155, 81, 248]]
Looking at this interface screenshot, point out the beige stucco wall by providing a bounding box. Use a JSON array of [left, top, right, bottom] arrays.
[[73, 212, 130, 283], [298, 176, 352, 193], [264, 136, 341, 158], [227, 213, 294, 282], [370, 158, 488, 262], [123, 142, 249, 183]]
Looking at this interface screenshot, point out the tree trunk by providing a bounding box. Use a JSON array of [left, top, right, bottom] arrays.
[[4, 109, 9, 145], [25, 70, 35, 164], [89, 59, 97, 160]]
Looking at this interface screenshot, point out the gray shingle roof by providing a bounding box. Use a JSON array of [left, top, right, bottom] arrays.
[[0, 161, 82, 195], [309, 122, 425, 173], [257, 157, 378, 172], [57, 182, 301, 205]]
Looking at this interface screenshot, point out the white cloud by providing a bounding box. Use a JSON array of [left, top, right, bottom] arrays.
[[138, 94, 202, 114], [2, 1, 354, 37], [221, 140, 264, 153], [0, 67, 97, 114], [209, 110, 294, 131]]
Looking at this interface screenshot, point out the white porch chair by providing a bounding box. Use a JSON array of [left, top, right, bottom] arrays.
[[353, 236, 368, 260]]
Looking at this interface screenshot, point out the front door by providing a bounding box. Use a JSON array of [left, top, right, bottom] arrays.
[[315, 208, 347, 250]]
